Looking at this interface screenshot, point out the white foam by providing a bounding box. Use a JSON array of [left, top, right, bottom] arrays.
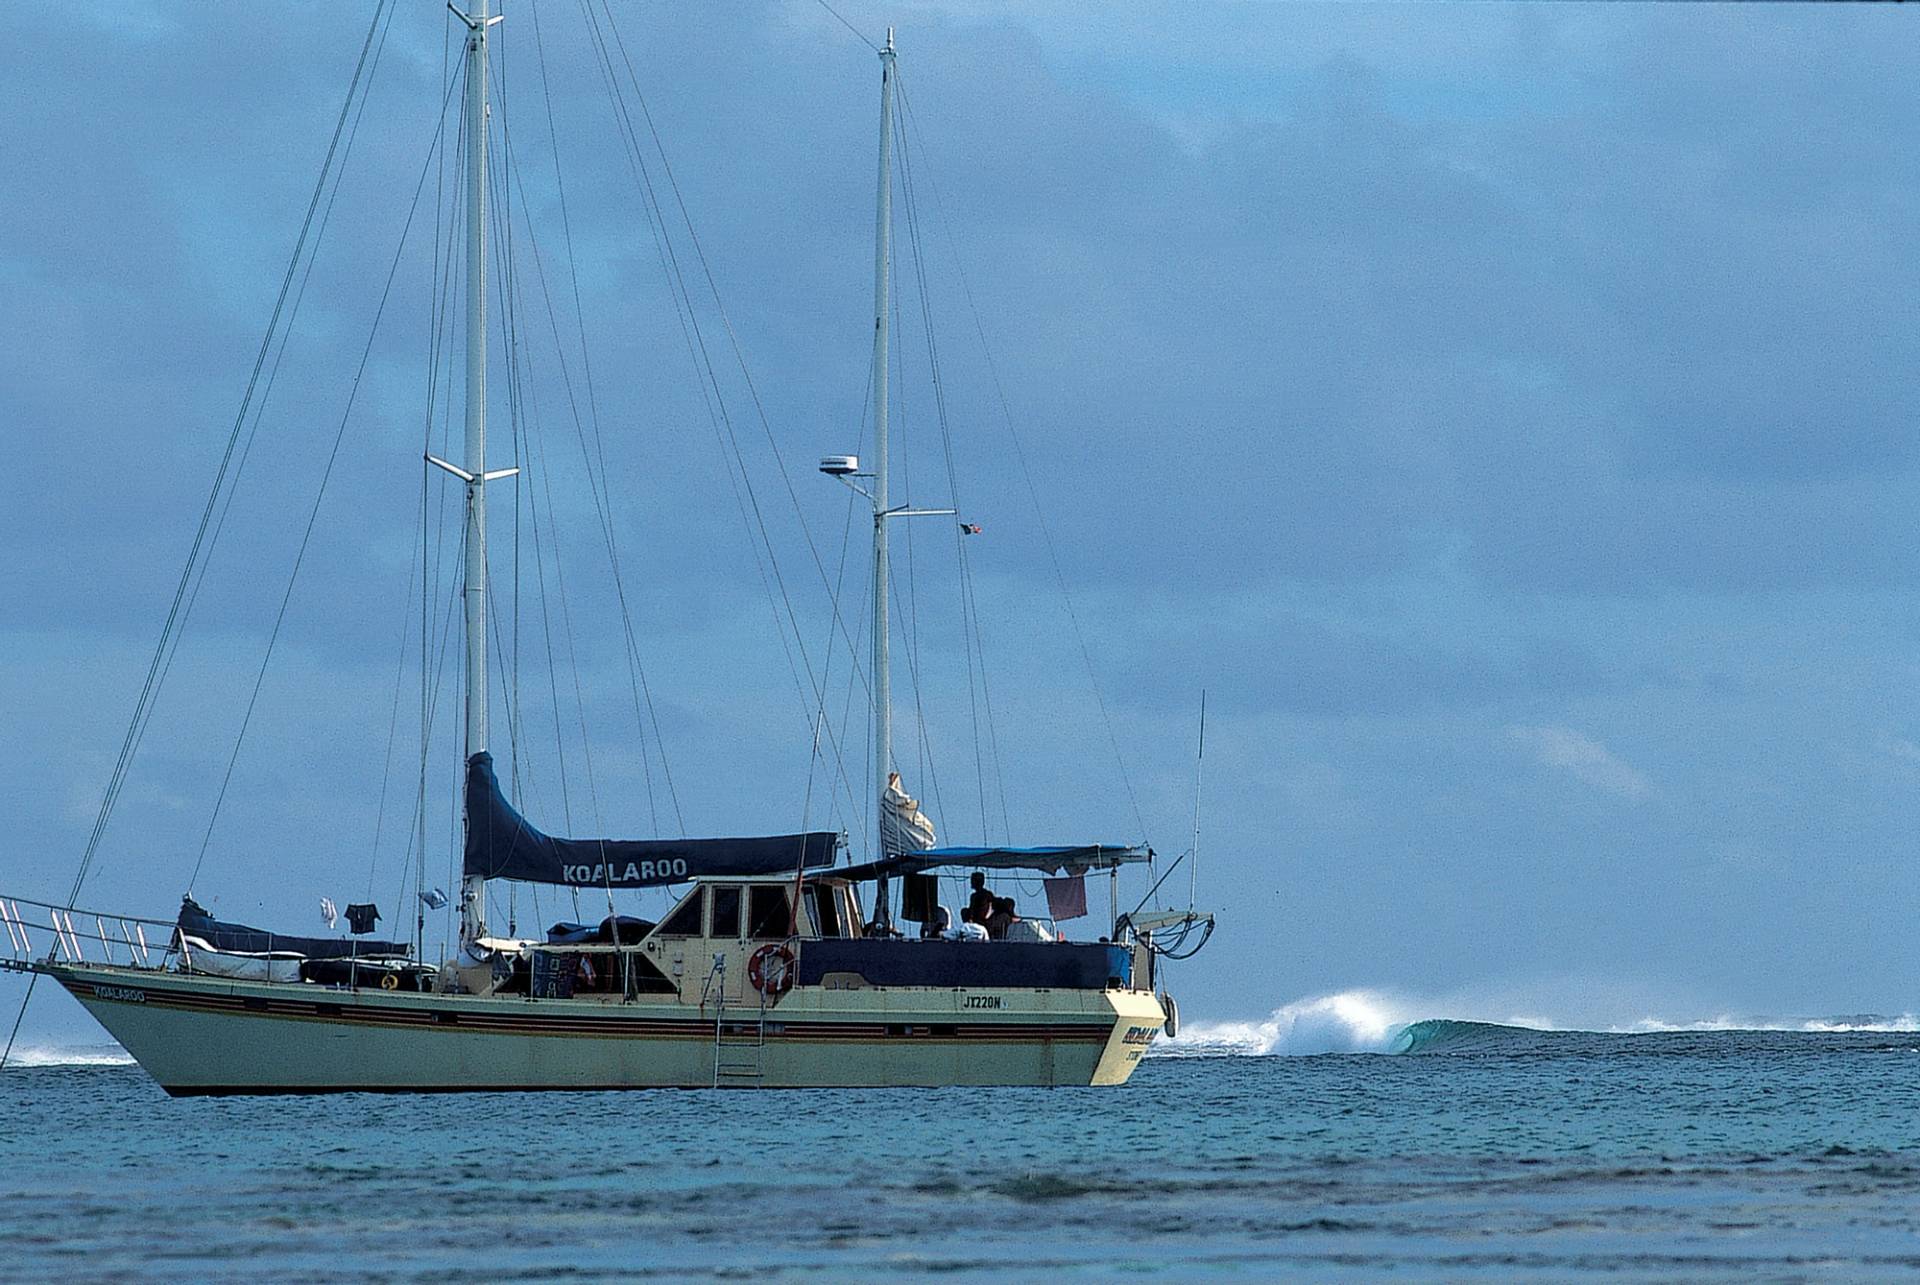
[[1617, 1014, 1920, 1035], [4, 1044, 135, 1068]]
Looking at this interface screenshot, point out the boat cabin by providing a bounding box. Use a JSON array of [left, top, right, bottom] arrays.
[[506, 870, 1139, 1005]]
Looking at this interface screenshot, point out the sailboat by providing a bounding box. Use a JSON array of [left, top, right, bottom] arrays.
[[0, 11, 1210, 1094]]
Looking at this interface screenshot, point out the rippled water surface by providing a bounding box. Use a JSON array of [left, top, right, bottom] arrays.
[[6, 1030, 1920, 1279]]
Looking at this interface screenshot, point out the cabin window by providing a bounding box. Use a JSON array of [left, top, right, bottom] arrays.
[[747, 886, 791, 939], [658, 888, 706, 937], [711, 886, 742, 938], [807, 884, 844, 938]]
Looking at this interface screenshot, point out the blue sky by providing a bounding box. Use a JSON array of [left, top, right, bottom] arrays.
[[5, 1, 1920, 1050]]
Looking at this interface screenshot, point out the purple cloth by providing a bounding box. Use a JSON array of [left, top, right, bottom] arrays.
[[1044, 874, 1089, 921]]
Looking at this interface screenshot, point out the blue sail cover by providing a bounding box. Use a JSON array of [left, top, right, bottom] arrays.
[[463, 752, 838, 888]]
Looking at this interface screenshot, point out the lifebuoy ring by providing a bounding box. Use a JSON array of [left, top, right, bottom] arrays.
[[748, 943, 796, 997], [379, 972, 400, 991]]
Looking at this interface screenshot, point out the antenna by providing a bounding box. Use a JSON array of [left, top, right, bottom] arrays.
[[1189, 690, 1206, 910]]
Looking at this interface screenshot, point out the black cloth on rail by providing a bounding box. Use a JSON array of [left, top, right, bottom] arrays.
[[176, 896, 408, 959]]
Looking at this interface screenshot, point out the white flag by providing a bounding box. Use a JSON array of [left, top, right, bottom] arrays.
[[881, 771, 937, 856], [419, 887, 449, 911]]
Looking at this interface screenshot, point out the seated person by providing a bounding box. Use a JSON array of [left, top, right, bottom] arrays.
[[944, 916, 989, 942], [983, 896, 1016, 940], [921, 906, 952, 939], [1006, 917, 1055, 943]]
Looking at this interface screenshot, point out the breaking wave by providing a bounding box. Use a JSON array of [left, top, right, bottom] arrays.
[[1154, 991, 1920, 1058], [1157, 990, 1413, 1056]]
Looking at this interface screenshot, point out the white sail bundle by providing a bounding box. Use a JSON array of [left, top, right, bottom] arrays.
[[881, 771, 937, 855]]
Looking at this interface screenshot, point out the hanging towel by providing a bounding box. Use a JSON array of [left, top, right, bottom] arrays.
[[1043, 874, 1089, 922], [344, 903, 381, 935], [319, 897, 338, 929], [899, 873, 939, 923]]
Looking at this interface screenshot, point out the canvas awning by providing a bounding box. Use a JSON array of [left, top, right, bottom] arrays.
[[834, 843, 1151, 885]]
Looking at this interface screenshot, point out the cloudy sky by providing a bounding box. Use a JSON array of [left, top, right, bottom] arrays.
[[5, 1, 1920, 1048]]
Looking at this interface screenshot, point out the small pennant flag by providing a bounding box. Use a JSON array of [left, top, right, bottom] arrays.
[[960, 522, 982, 535]]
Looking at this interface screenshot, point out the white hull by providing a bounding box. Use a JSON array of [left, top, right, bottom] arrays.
[[46, 963, 1163, 1094]]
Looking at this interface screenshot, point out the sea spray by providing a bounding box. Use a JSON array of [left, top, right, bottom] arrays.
[[3, 1043, 134, 1068]]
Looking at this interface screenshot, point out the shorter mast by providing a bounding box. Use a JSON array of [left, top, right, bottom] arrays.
[[870, 29, 898, 923], [820, 31, 950, 926]]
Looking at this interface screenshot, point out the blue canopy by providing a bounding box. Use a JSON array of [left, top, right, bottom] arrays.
[[463, 752, 839, 889], [834, 844, 1151, 884]]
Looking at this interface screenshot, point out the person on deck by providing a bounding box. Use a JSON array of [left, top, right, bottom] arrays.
[[947, 919, 988, 942], [966, 872, 995, 926], [984, 896, 1016, 940], [1005, 911, 1055, 944]]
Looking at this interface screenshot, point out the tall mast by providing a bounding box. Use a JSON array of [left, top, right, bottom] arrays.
[[459, 0, 496, 948], [871, 29, 897, 876]]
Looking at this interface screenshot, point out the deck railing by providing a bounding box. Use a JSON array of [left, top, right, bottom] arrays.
[[0, 894, 175, 972]]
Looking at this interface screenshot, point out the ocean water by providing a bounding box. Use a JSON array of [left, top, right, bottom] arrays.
[[5, 1018, 1920, 1279]]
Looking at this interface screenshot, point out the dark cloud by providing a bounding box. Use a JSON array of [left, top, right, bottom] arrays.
[[8, 3, 1920, 1035]]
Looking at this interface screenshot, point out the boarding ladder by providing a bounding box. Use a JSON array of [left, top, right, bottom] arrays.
[[705, 955, 767, 1087]]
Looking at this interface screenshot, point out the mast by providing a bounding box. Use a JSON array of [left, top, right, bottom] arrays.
[[822, 31, 945, 922], [871, 31, 897, 885], [459, 0, 497, 948]]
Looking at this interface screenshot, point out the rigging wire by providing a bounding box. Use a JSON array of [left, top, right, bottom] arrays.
[[65, 0, 395, 907], [895, 68, 1151, 844], [2, 0, 398, 1076], [814, 386, 878, 860], [366, 476, 427, 901], [891, 81, 1004, 841], [882, 276, 952, 834], [811, 0, 880, 53], [127, 0, 412, 900], [1191, 689, 1207, 910], [413, 11, 458, 959], [584, 0, 878, 830], [516, 8, 683, 834], [189, 44, 467, 894], [370, 41, 466, 909], [487, 19, 683, 837]]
